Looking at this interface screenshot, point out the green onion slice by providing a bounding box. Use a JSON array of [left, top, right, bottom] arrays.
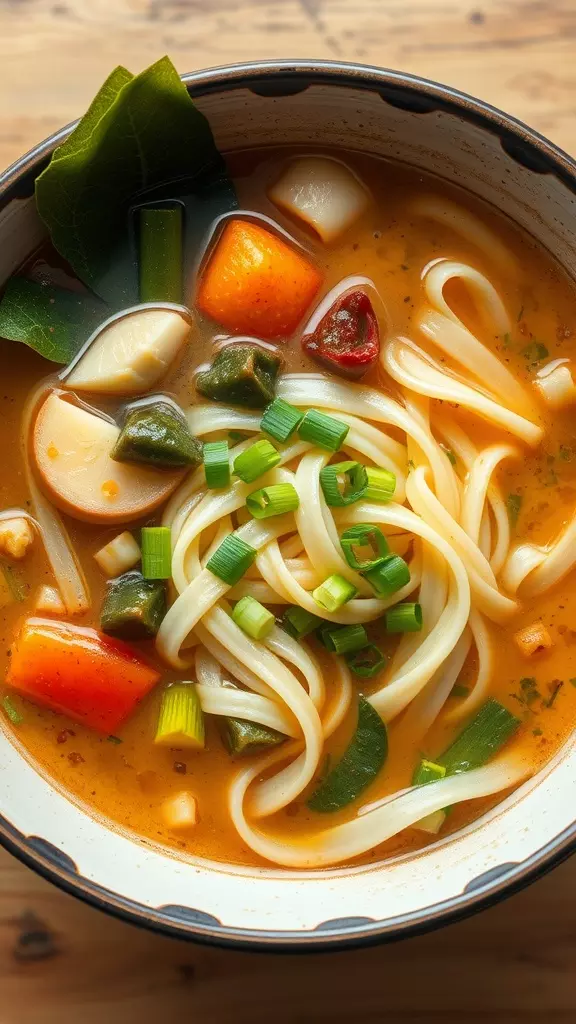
[[298, 409, 349, 451], [232, 595, 275, 640], [203, 440, 230, 489], [206, 533, 256, 586], [364, 554, 410, 597], [319, 461, 368, 507], [345, 645, 387, 677], [340, 524, 390, 570], [307, 696, 388, 812], [313, 573, 358, 612], [141, 527, 172, 580], [319, 623, 368, 655], [246, 483, 299, 519], [282, 605, 323, 639], [154, 682, 204, 749], [365, 467, 396, 502], [438, 698, 520, 774], [385, 601, 423, 633], [234, 439, 281, 483], [261, 398, 303, 443], [412, 759, 446, 786]]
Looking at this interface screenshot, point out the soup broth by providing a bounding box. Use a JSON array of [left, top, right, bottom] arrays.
[[1, 126, 575, 869]]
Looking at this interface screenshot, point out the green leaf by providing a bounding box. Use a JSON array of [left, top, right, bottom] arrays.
[[35, 56, 237, 307], [0, 278, 106, 363]]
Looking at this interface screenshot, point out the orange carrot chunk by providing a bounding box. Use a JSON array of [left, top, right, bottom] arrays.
[[197, 219, 322, 340], [513, 621, 553, 657], [6, 617, 160, 733]]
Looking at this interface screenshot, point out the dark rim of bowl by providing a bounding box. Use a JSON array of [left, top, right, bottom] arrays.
[[0, 58, 575, 952]]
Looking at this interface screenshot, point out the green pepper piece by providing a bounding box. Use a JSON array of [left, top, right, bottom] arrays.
[[221, 716, 286, 756], [112, 401, 203, 469], [195, 344, 282, 408], [101, 571, 167, 639]]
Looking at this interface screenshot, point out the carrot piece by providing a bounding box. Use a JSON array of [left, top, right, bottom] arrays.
[[6, 617, 160, 733], [513, 621, 553, 657], [197, 219, 322, 340]]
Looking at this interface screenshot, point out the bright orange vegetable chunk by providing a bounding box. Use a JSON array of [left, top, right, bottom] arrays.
[[6, 618, 160, 733], [197, 219, 322, 340]]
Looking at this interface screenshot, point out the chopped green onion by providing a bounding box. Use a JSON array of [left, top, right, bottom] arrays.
[[319, 623, 368, 655], [298, 409, 349, 451], [141, 527, 172, 580], [282, 605, 323, 639], [203, 440, 230, 489], [246, 483, 299, 519], [340, 524, 390, 570], [319, 461, 368, 507], [232, 595, 275, 641], [438, 698, 520, 774], [364, 555, 410, 597], [412, 759, 446, 786], [234, 439, 280, 483], [313, 574, 358, 612], [385, 602, 422, 633], [261, 398, 303, 442], [307, 696, 388, 812], [345, 645, 387, 677], [2, 694, 23, 725], [139, 206, 183, 304], [365, 467, 396, 502], [154, 683, 205, 749], [206, 533, 256, 586]]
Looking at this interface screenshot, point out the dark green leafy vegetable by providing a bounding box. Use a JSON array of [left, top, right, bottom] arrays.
[[196, 345, 282, 408], [222, 717, 286, 756], [0, 278, 106, 364], [307, 697, 388, 812], [112, 401, 202, 469], [139, 206, 183, 304], [438, 698, 520, 774], [100, 570, 166, 639], [35, 56, 237, 306]]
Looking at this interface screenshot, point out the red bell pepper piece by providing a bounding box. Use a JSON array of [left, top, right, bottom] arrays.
[[302, 289, 380, 378], [6, 618, 160, 733]]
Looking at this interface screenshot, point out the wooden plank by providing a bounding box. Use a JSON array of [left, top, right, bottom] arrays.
[[1, 1, 575, 1020]]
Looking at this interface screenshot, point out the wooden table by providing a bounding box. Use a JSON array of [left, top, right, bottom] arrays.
[[1, 1, 575, 1020]]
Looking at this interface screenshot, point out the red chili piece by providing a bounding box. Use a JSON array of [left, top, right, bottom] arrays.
[[302, 290, 380, 379]]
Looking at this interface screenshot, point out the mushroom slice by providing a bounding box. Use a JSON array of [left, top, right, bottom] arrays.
[[268, 157, 371, 243], [34, 393, 183, 523], [65, 307, 192, 395]]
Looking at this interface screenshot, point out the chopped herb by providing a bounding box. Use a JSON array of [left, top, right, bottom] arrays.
[[532, 727, 543, 737], [517, 305, 525, 322], [507, 493, 522, 528], [440, 444, 457, 466], [107, 735, 122, 744], [451, 684, 469, 698], [569, 678, 576, 688], [502, 331, 511, 349], [519, 677, 541, 704], [521, 341, 549, 365], [408, 459, 415, 470], [544, 680, 563, 708], [2, 695, 23, 725], [560, 445, 575, 462]]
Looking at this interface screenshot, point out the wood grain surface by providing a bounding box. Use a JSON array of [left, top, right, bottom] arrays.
[[1, 1, 575, 1021]]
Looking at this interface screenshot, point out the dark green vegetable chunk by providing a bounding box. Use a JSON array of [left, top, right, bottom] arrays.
[[139, 206, 183, 304], [307, 697, 388, 813], [112, 401, 203, 469], [196, 345, 281, 408], [222, 717, 286, 757], [100, 571, 166, 639], [0, 278, 106, 364], [438, 698, 520, 774], [35, 57, 237, 307]]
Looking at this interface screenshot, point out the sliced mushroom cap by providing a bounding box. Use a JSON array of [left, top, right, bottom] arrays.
[[65, 307, 192, 395], [34, 393, 183, 523]]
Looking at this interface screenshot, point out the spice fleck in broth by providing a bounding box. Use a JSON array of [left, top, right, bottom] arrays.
[[0, 57, 574, 870]]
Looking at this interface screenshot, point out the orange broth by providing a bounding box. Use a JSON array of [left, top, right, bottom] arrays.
[[1, 149, 575, 868]]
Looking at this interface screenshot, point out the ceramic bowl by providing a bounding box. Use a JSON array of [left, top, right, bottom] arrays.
[[1, 59, 575, 951]]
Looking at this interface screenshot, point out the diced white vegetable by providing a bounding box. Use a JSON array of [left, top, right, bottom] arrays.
[[34, 584, 66, 616], [65, 308, 192, 395], [94, 531, 141, 576], [34, 393, 183, 524], [268, 157, 370, 243], [0, 517, 34, 560], [534, 359, 576, 409], [161, 791, 198, 831]]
